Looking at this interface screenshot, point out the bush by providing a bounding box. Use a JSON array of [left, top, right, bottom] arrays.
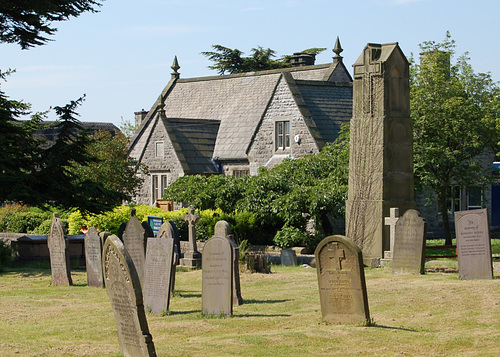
[[273, 226, 309, 249], [0, 240, 12, 271]]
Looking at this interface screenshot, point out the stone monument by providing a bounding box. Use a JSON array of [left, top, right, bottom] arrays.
[[85, 226, 104, 288], [202, 235, 233, 317], [392, 209, 426, 274], [122, 208, 148, 287], [102, 235, 156, 357], [157, 221, 181, 295], [143, 237, 175, 314], [455, 209, 493, 280], [180, 205, 202, 267], [383, 207, 400, 259], [315, 235, 370, 325], [346, 43, 416, 265], [48, 212, 72, 286], [214, 220, 243, 306]]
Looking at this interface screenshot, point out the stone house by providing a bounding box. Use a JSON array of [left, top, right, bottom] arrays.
[[129, 40, 353, 205]]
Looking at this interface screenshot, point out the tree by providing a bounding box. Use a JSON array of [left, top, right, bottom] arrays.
[[411, 32, 500, 244], [202, 45, 326, 75], [0, 0, 103, 49]]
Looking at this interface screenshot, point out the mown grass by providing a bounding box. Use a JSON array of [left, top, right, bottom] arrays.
[[0, 263, 499, 356]]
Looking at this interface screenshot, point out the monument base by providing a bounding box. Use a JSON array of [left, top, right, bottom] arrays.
[[180, 251, 202, 268]]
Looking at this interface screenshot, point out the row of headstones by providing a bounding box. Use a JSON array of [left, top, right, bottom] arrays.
[[383, 208, 494, 279]]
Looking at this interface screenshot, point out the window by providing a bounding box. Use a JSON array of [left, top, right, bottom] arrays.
[[467, 186, 483, 210], [276, 121, 290, 150], [447, 185, 484, 212], [447, 185, 461, 212], [155, 141, 164, 158], [152, 173, 169, 203], [233, 169, 249, 177]]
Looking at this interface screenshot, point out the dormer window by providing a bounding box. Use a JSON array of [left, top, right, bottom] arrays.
[[276, 120, 290, 150]]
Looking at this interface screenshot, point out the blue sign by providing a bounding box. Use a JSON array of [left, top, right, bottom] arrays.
[[147, 216, 163, 236]]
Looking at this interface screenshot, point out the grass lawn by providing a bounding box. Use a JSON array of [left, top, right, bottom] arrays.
[[0, 262, 499, 356]]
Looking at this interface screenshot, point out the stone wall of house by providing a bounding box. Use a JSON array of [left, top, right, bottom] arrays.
[[247, 77, 320, 175], [132, 119, 185, 205]]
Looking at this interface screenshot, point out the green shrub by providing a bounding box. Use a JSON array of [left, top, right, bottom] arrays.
[[29, 219, 52, 234], [273, 226, 309, 249], [0, 240, 12, 271]]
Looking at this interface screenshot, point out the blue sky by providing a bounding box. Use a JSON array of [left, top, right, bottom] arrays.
[[1, 0, 499, 128]]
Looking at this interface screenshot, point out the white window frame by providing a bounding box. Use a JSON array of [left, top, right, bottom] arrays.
[[151, 173, 169, 204], [155, 141, 164, 158], [275, 120, 290, 150]]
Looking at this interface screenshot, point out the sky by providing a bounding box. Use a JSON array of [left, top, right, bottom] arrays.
[[2, 0, 500, 128]]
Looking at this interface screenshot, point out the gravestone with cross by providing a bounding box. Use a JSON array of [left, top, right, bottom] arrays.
[[383, 208, 400, 259], [180, 205, 202, 267], [345, 42, 415, 266], [315, 235, 370, 325]]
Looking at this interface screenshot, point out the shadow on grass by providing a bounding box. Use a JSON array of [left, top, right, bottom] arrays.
[[174, 290, 202, 298], [370, 324, 417, 332], [243, 299, 292, 305], [233, 313, 292, 318], [162, 310, 200, 316]]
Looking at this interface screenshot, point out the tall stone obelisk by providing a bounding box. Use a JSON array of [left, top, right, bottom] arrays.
[[345, 43, 416, 266]]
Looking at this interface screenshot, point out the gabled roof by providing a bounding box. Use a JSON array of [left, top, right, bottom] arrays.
[[161, 117, 220, 174]]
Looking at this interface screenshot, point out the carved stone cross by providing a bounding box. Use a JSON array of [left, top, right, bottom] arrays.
[[384, 207, 400, 258], [181, 205, 201, 267], [327, 242, 345, 271]]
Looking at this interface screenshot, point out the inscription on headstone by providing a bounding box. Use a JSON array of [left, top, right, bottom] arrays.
[[214, 220, 243, 306], [315, 235, 370, 325], [103, 235, 156, 357], [85, 226, 104, 288], [455, 209, 493, 280], [48, 212, 72, 286], [202, 236, 233, 317], [392, 209, 426, 274], [122, 208, 147, 287], [143, 237, 175, 314]]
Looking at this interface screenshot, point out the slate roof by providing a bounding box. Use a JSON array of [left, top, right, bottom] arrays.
[[162, 117, 220, 174]]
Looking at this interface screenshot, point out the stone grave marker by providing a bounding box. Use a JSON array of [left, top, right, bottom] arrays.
[[157, 221, 180, 295], [455, 209, 493, 280], [392, 209, 426, 274], [384, 207, 400, 259], [180, 205, 202, 267], [85, 226, 104, 288], [48, 212, 73, 286], [122, 208, 147, 287], [102, 235, 156, 357], [214, 220, 243, 306], [202, 235, 233, 317], [315, 235, 370, 325], [143, 237, 175, 314]]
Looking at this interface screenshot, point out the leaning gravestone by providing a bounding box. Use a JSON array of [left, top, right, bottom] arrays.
[[122, 208, 148, 287], [102, 235, 156, 357], [143, 237, 175, 314], [202, 235, 233, 317], [85, 227, 104, 288], [157, 221, 180, 295], [48, 212, 73, 286], [315, 235, 370, 325], [455, 209, 493, 280], [392, 209, 426, 275], [214, 220, 243, 306]]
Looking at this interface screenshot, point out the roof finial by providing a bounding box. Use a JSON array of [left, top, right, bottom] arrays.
[[333, 36, 343, 58], [171, 56, 180, 79]]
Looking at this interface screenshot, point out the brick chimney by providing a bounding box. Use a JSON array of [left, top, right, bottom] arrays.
[[134, 109, 148, 127]]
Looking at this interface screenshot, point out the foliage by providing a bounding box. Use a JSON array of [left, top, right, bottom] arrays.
[[0, 204, 51, 233], [410, 32, 500, 244], [273, 226, 309, 249], [0, 0, 103, 49], [119, 116, 139, 138], [201, 45, 326, 75], [0, 240, 11, 271]]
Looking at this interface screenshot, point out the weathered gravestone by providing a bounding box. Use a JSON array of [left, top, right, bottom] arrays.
[[48, 212, 73, 286], [143, 237, 175, 314], [102, 235, 156, 357], [122, 208, 148, 287], [454, 209, 493, 280], [315, 235, 370, 325], [202, 235, 233, 317], [157, 221, 181, 295], [85, 226, 104, 288], [214, 220, 243, 306], [384, 207, 400, 259], [180, 205, 202, 267], [345, 43, 415, 265], [392, 209, 426, 274]]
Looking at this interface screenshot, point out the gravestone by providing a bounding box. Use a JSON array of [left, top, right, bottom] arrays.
[[85, 227, 104, 288], [122, 208, 147, 287], [102, 235, 156, 357], [180, 205, 202, 267], [345, 43, 415, 265], [454, 209, 493, 280], [143, 237, 175, 314], [202, 235, 233, 317], [383, 208, 400, 259], [392, 209, 426, 274], [157, 221, 180, 295], [315, 235, 370, 325], [142, 221, 155, 240], [214, 220, 243, 306], [48, 212, 73, 286]]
